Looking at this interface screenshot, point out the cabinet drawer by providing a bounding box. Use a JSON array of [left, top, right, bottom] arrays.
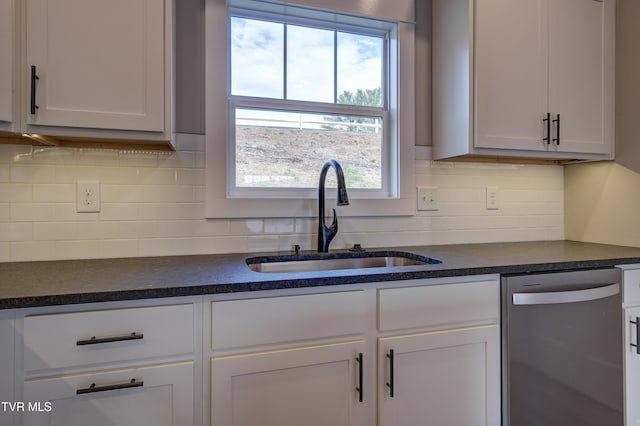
[[23, 304, 194, 373], [623, 269, 640, 305], [378, 280, 499, 332], [211, 291, 366, 351], [23, 361, 193, 426]]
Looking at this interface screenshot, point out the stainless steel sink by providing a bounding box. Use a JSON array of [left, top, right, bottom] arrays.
[[246, 251, 441, 273]]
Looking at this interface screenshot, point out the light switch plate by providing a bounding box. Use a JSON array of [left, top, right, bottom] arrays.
[[417, 186, 438, 211], [486, 186, 499, 210]]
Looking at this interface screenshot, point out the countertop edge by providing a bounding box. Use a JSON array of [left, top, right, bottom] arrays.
[[3, 251, 640, 310]]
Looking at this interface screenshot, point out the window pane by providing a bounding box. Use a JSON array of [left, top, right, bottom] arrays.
[[337, 32, 383, 107], [286, 25, 334, 103], [231, 17, 284, 98], [235, 108, 382, 189]]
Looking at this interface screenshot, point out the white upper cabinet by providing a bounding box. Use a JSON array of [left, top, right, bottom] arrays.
[[547, 0, 612, 155], [474, 0, 548, 152], [0, 0, 15, 129], [22, 0, 171, 142], [433, 0, 614, 162]]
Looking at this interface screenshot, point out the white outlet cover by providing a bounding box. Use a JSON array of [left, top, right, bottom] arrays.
[[77, 181, 101, 213]]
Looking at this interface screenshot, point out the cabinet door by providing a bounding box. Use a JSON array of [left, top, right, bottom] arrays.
[[548, 0, 613, 155], [0, 0, 13, 125], [0, 311, 15, 426], [378, 325, 500, 426], [475, 0, 548, 152], [625, 306, 640, 426], [22, 361, 193, 426], [211, 341, 367, 426], [25, 0, 165, 132]]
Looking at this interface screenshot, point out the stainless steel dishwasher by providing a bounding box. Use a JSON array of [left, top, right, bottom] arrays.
[[501, 268, 623, 426]]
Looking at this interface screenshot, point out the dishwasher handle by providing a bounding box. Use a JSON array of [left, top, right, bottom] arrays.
[[512, 283, 619, 305]]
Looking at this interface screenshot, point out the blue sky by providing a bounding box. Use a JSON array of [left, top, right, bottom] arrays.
[[231, 16, 383, 103]]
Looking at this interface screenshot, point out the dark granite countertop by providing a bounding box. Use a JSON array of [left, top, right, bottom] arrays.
[[2, 240, 640, 309]]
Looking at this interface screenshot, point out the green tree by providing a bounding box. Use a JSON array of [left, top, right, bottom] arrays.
[[323, 88, 382, 133]]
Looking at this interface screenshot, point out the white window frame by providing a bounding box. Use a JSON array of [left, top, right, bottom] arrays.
[[205, 0, 415, 218]]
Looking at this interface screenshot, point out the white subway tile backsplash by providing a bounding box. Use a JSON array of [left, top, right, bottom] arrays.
[[100, 239, 140, 259], [33, 222, 78, 240], [0, 183, 33, 202], [11, 164, 56, 183], [264, 219, 295, 234], [0, 223, 33, 241], [0, 134, 565, 262], [118, 152, 159, 168], [0, 243, 9, 262], [247, 235, 280, 252], [33, 184, 75, 203], [0, 165, 9, 182], [10, 241, 57, 261], [229, 219, 264, 235], [11, 204, 56, 222], [0, 204, 9, 221], [32, 147, 78, 165]]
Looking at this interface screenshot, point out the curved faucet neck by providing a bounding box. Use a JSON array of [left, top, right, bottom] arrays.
[[318, 160, 349, 253]]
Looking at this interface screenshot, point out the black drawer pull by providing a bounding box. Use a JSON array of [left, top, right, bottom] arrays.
[[30, 65, 39, 115], [356, 352, 363, 403], [542, 112, 551, 145], [76, 332, 143, 346], [386, 349, 394, 398], [77, 378, 143, 395], [552, 114, 561, 145], [631, 317, 640, 355]]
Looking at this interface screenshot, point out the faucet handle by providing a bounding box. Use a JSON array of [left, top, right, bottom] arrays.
[[329, 208, 339, 233]]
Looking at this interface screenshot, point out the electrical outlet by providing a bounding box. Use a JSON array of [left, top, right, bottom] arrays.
[[77, 181, 101, 213], [417, 186, 438, 211], [486, 186, 499, 210]]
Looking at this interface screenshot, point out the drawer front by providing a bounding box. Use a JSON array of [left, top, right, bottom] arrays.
[[378, 280, 499, 332], [623, 269, 640, 305], [211, 291, 366, 351], [22, 361, 193, 426], [24, 304, 194, 373]]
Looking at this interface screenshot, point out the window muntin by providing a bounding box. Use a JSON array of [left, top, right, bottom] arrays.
[[228, 8, 391, 197]]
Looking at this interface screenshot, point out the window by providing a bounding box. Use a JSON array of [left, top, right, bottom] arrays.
[[206, 0, 415, 218]]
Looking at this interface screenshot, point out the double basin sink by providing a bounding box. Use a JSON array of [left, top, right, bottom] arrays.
[[246, 250, 442, 274]]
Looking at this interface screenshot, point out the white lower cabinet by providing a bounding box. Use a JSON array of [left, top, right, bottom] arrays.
[[378, 325, 500, 426], [211, 341, 367, 426], [622, 266, 640, 426], [17, 300, 198, 426], [208, 276, 501, 426], [0, 310, 15, 426], [6, 276, 501, 426], [22, 361, 193, 426], [625, 305, 640, 426]]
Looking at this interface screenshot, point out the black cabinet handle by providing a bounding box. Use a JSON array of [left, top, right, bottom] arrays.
[[356, 352, 363, 403], [76, 332, 143, 346], [77, 378, 143, 395], [30, 65, 39, 115], [631, 317, 640, 355], [542, 112, 551, 145], [552, 114, 561, 145], [386, 349, 394, 398]]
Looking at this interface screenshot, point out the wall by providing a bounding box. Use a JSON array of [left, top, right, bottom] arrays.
[[0, 137, 563, 262], [565, 162, 640, 247], [0, 0, 564, 262]]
